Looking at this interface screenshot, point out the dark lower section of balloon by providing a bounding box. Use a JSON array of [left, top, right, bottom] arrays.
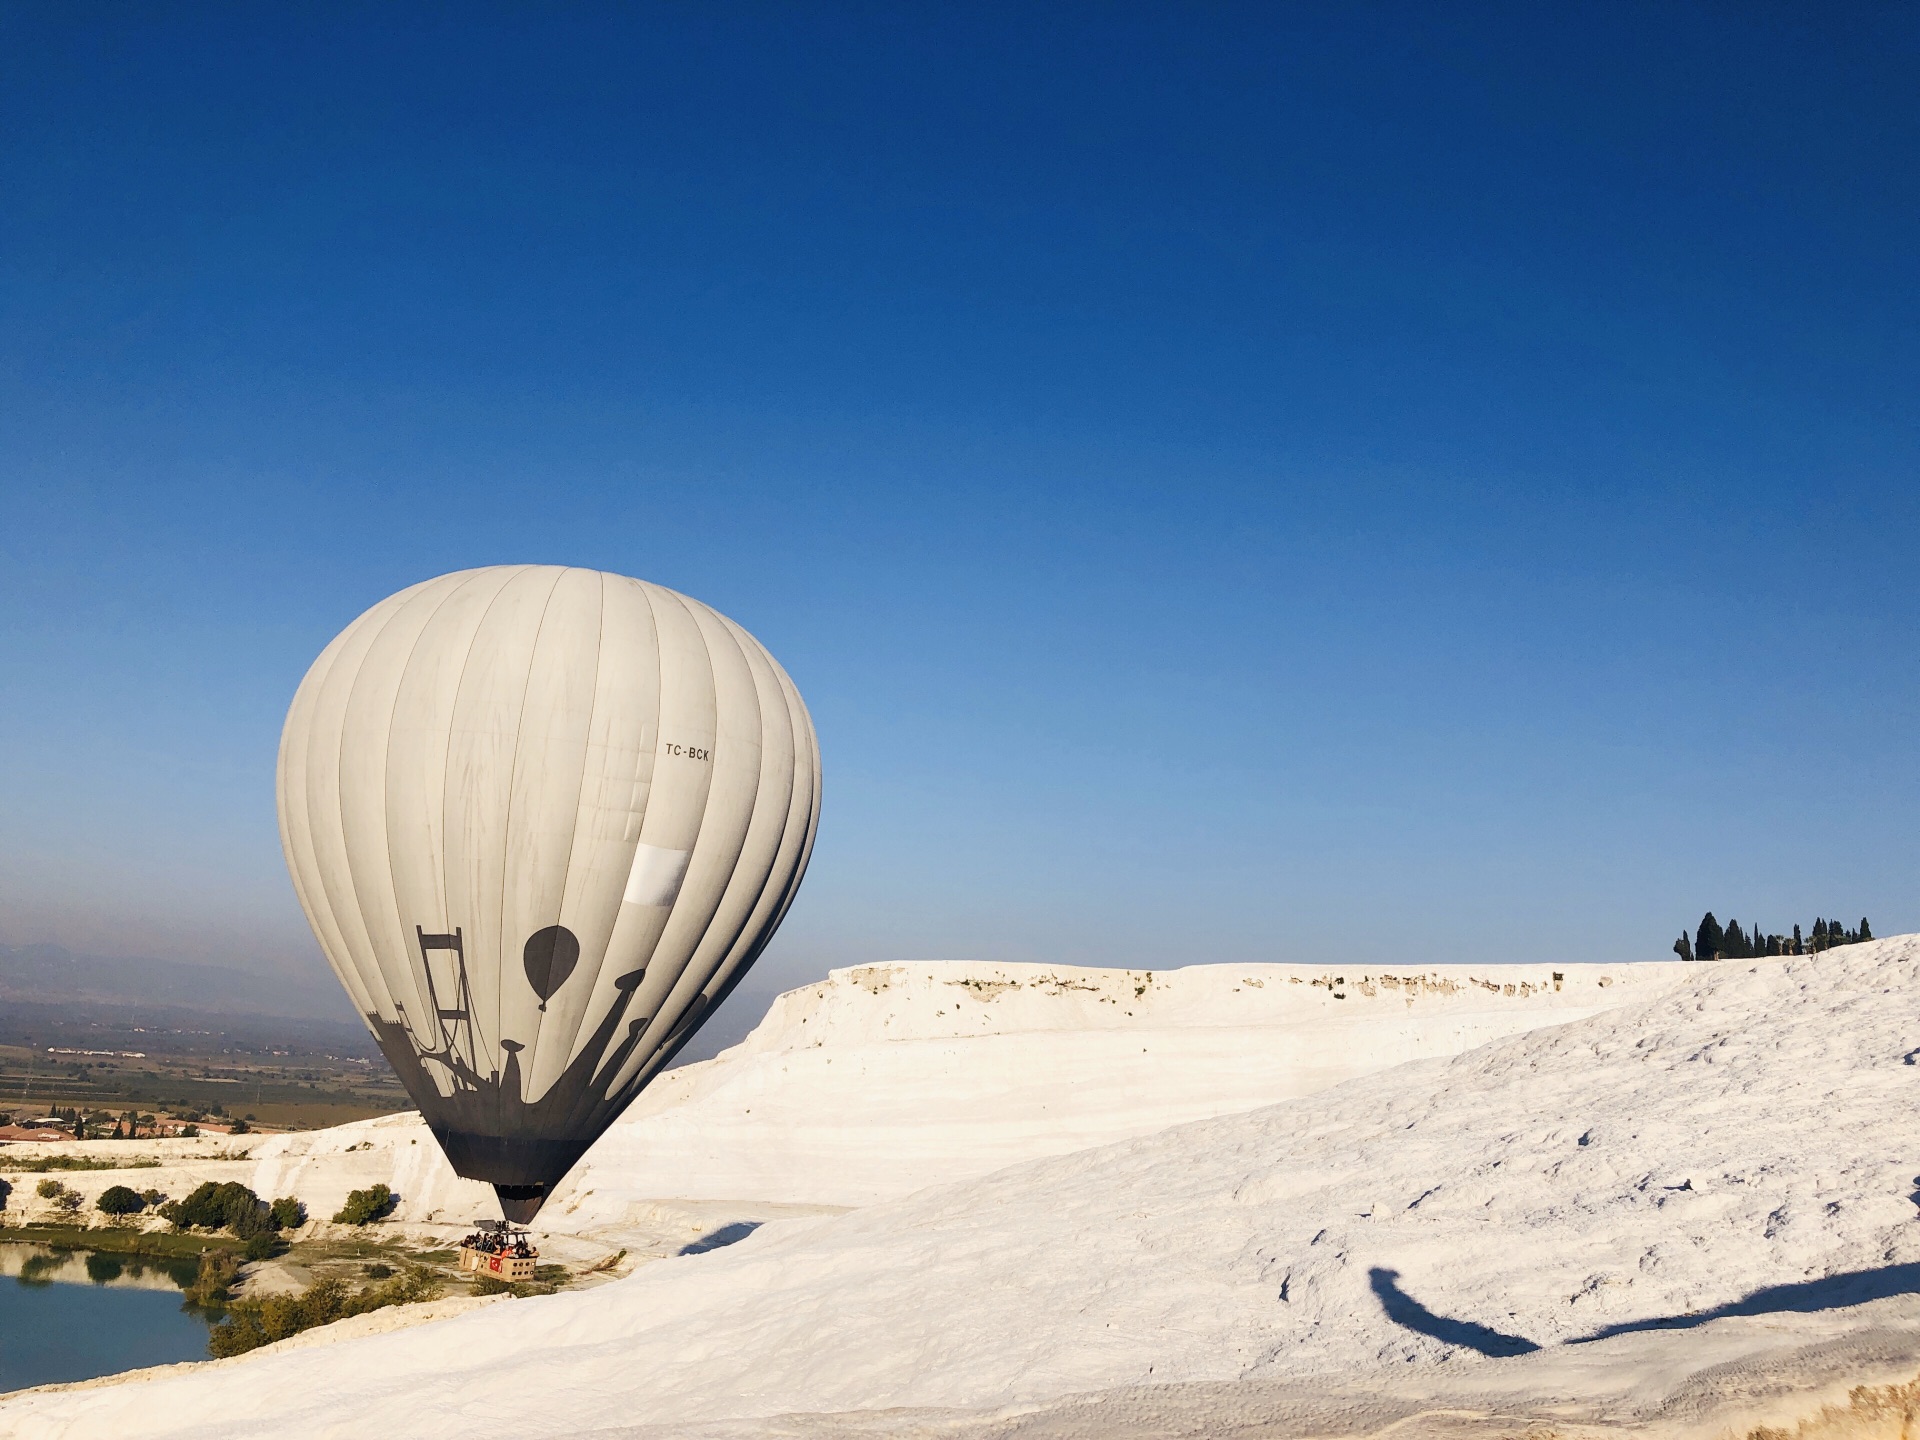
[[371, 952, 780, 1227], [492, 1186, 550, 1224], [431, 1126, 594, 1221]]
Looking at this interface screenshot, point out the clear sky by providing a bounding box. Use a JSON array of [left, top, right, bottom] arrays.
[[2, 3, 1916, 1008]]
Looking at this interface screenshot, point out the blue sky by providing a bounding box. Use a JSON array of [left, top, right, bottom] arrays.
[[2, 3, 1916, 1006]]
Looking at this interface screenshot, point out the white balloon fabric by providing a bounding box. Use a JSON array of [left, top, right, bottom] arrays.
[[276, 566, 820, 1220]]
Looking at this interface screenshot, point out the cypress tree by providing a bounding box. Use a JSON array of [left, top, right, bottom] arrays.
[[1673, 932, 1694, 962], [1812, 918, 1827, 951], [1697, 912, 1724, 962], [1861, 917, 1873, 942], [1792, 923, 1803, 955], [1724, 919, 1748, 959]]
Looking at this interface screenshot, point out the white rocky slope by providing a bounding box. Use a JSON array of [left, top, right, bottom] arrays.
[[8, 941, 1918, 1438], [244, 957, 1685, 1229], [0, 958, 1666, 1234]]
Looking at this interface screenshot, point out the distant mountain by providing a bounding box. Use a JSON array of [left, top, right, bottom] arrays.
[[0, 943, 358, 1022], [0, 942, 761, 1067]]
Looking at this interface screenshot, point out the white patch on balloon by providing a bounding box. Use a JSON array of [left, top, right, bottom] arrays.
[[623, 844, 693, 908]]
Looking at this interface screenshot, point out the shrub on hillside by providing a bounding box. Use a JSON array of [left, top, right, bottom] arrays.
[[160, 1181, 276, 1237], [183, 1250, 242, 1307], [35, 1178, 83, 1216], [332, 1184, 395, 1226], [96, 1185, 146, 1216], [207, 1267, 442, 1357], [269, 1196, 306, 1230]]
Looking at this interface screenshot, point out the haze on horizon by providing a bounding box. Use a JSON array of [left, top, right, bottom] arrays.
[[2, 4, 1916, 1021]]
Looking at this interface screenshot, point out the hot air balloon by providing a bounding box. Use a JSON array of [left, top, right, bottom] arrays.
[[276, 566, 820, 1221]]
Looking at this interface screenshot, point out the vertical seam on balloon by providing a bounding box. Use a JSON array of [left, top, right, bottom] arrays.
[[328, 591, 429, 1030], [680, 614, 785, 1008], [602, 603, 765, 1099], [757, 657, 815, 946], [581, 583, 712, 1099], [558, 576, 666, 1101], [549, 576, 664, 1133], [278, 644, 335, 961], [762, 665, 823, 939], [635, 578, 665, 840], [491, 565, 567, 1120], [378, 572, 476, 1031], [439, 567, 525, 1092], [683, 610, 764, 990], [523, 569, 606, 1097], [672, 641, 798, 1075], [280, 631, 379, 1022], [635, 588, 723, 1022], [303, 623, 391, 1024], [620, 578, 667, 949]]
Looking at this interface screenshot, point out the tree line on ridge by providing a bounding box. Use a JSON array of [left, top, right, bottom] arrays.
[[1673, 913, 1872, 962]]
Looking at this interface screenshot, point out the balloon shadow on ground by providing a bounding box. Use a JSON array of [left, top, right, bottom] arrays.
[[1570, 1262, 1920, 1344], [678, 1222, 763, 1256], [1368, 1267, 1540, 1357]]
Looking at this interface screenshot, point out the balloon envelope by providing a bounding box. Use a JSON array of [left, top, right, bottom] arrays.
[[276, 566, 820, 1220]]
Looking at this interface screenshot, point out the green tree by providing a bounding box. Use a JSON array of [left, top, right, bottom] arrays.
[[96, 1185, 146, 1216], [1861, 917, 1874, 942], [333, 1184, 395, 1226], [269, 1196, 306, 1230], [1696, 912, 1724, 962], [160, 1181, 276, 1238], [1673, 932, 1693, 962]]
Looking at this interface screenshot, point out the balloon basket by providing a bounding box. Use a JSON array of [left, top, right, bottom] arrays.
[[460, 1247, 537, 1282], [459, 1219, 538, 1282]]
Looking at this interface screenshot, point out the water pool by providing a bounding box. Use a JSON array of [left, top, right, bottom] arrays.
[[0, 1243, 216, 1394]]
